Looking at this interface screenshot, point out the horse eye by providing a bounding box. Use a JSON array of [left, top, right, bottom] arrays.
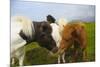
[[65, 39, 69, 42], [43, 26, 47, 31], [65, 38, 72, 42], [43, 26, 47, 29], [40, 33, 45, 37]]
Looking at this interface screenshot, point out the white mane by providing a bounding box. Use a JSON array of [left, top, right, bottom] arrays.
[[57, 18, 68, 35], [11, 16, 34, 39], [11, 16, 35, 66]]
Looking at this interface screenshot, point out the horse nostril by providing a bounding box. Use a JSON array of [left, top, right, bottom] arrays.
[[40, 33, 46, 37]]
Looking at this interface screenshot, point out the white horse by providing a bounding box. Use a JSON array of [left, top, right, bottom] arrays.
[[49, 17, 68, 63], [11, 16, 35, 66]]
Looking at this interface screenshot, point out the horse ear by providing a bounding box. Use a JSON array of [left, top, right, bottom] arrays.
[[63, 25, 66, 28], [19, 30, 28, 42], [63, 25, 67, 30], [46, 15, 56, 23]]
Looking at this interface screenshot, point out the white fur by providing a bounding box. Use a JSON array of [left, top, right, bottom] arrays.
[[50, 23, 62, 63], [50, 23, 61, 47], [51, 18, 68, 63], [57, 18, 68, 35], [11, 16, 34, 66]]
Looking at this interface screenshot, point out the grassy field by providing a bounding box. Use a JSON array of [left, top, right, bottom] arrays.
[[12, 22, 95, 66], [85, 22, 95, 61]]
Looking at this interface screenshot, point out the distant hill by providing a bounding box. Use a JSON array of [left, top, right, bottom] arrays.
[[81, 17, 95, 22], [73, 17, 95, 22]]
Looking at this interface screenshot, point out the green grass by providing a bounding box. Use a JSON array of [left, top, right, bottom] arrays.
[[25, 42, 40, 52], [12, 22, 95, 66], [85, 22, 95, 61], [24, 42, 57, 65], [24, 47, 57, 65]]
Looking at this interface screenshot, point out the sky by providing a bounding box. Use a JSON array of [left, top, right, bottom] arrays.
[[11, 0, 95, 22]]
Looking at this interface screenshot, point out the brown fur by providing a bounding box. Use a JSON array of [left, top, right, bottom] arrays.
[[58, 21, 87, 62]]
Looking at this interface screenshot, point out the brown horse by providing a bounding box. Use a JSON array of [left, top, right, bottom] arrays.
[[57, 21, 87, 63]]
